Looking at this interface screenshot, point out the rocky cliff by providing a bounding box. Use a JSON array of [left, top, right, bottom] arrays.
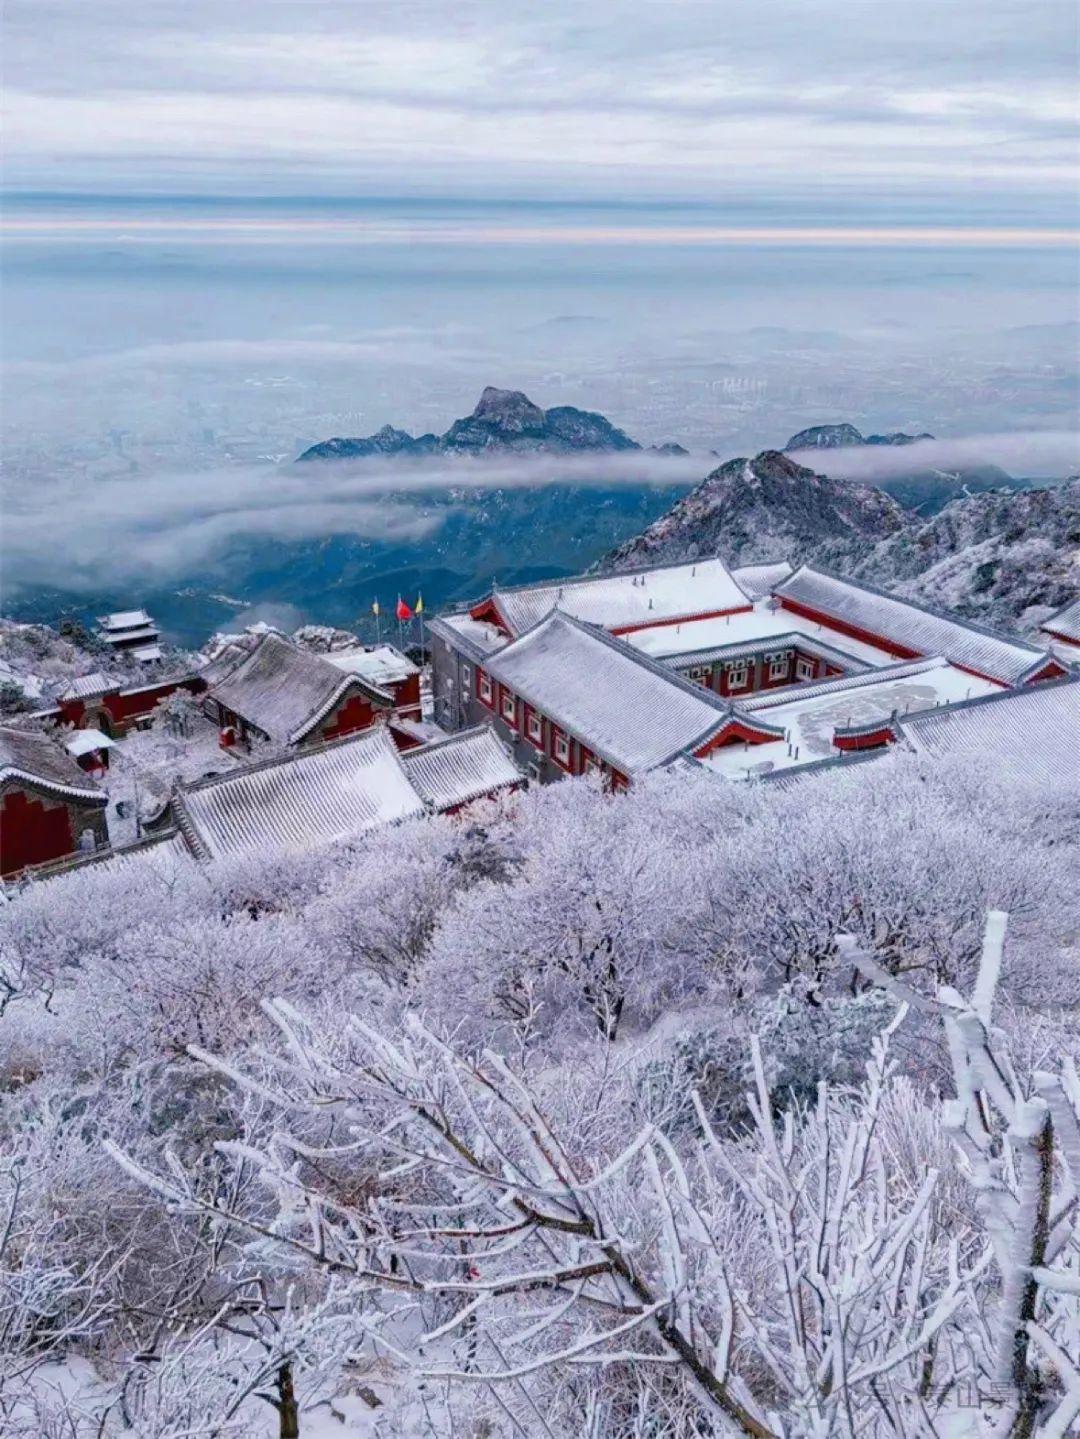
[[847, 479, 1080, 632]]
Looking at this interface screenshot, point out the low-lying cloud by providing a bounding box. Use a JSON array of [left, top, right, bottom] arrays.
[[0, 450, 704, 594], [5, 432, 1075, 600], [789, 430, 1080, 481]]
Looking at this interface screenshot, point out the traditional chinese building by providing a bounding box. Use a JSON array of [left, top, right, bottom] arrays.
[[430, 556, 1070, 786], [96, 609, 162, 662], [0, 726, 109, 876], [169, 723, 521, 860], [57, 673, 207, 738], [323, 644, 422, 719], [202, 632, 397, 750]]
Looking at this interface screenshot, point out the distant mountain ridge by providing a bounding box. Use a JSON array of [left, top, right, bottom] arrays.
[[298, 386, 645, 461], [846, 479, 1080, 632], [783, 422, 1023, 512], [301, 399, 1029, 519], [784, 423, 934, 450]]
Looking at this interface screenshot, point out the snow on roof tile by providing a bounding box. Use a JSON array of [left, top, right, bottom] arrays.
[[896, 678, 1080, 785], [0, 726, 107, 804], [402, 725, 523, 811], [61, 672, 115, 701], [209, 633, 391, 745], [774, 565, 1051, 685], [737, 656, 970, 713], [489, 557, 752, 636], [428, 613, 510, 660], [178, 726, 426, 860], [325, 644, 420, 685], [730, 560, 794, 599], [659, 630, 871, 674], [99, 609, 153, 630], [102, 625, 158, 645], [1041, 597, 1080, 644], [64, 728, 117, 757], [486, 611, 731, 774]]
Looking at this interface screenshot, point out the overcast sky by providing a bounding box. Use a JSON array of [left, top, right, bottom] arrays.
[[5, 0, 1077, 222]]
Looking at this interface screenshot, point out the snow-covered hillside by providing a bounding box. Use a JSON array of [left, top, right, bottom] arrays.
[[607, 455, 1078, 635]]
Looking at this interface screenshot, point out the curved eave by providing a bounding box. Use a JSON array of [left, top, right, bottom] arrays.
[[288, 676, 394, 745], [0, 765, 107, 807]]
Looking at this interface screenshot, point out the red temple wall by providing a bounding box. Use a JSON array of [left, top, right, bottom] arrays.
[[0, 785, 78, 876], [318, 693, 379, 743]]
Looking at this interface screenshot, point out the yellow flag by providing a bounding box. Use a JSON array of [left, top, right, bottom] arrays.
[[371, 599, 380, 616], [415, 593, 424, 614]]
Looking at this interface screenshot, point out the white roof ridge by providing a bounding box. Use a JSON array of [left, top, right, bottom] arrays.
[[778, 562, 1048, 655], [180, 722, 400, 795], [484, 552, 750, 601]]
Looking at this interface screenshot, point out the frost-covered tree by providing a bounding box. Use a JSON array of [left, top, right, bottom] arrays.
[[108, 912, 1080, 1437]]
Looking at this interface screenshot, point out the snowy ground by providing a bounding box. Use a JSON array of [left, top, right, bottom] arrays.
[[101, 715, 238, 844]]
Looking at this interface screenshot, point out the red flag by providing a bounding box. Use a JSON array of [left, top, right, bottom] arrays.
[[395, 596, 413, 621]]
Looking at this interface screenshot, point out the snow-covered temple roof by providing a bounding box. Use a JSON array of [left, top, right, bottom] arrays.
[[98, 609, 154, 631], [101, 625, 158, 647], [208, 633, 392, 745], [8, 827, 195, 885], [402, 725, 523, 811], [64, 728, 117, 757], [483, 557, 752, 637], [0, 726, 107, 804], [730, 560, 795, 599], [895, 678, 1080, 785], [737, 655, 997, 716], [486, 611, 732, 774], [704, 658, 1001, 779], [429, 612, 510, 661], [659, 630, 871, 674], [176, 727, 426, 860], [773, 565, 1054, 686], [61, 672, 115, 701], [325, 644, 420, 686], [1040, 597, 1080, 646]]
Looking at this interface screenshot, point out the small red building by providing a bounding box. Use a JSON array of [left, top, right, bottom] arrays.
[[323, 645, 422, 720], [202, 632, 396, 750], [57, 672, 208, 738], [1, 726, 109, 877]]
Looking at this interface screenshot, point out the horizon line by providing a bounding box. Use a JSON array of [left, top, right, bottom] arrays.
[[3, 216, 1077, 249]]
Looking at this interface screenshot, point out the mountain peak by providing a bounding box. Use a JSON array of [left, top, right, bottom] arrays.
[[472, 386, 544, 421], [298, 386, 640, 460], [604, 447, 904, 571], [463, 386, 547, 435], [785, 422, 935, 451]]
